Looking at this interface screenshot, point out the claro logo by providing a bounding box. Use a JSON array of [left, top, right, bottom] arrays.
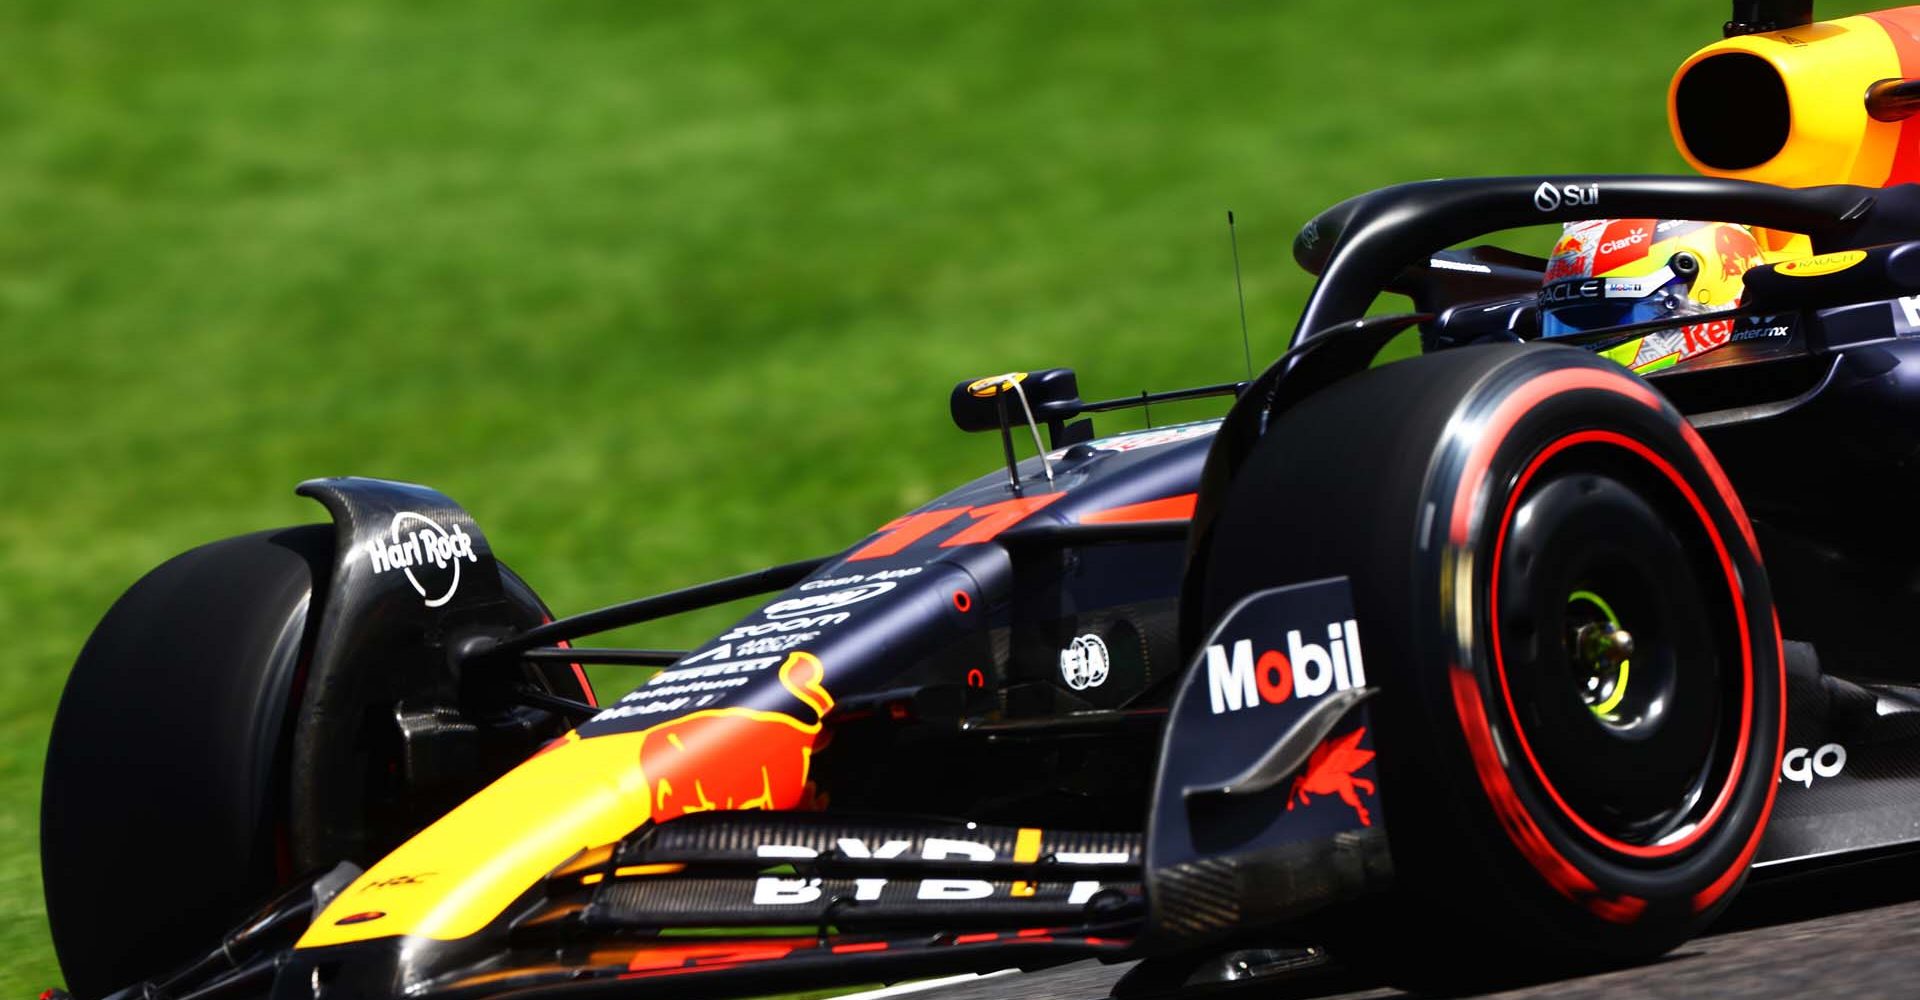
[[1205, 620, 1366, 715], [1598, 228, 1648, 255]]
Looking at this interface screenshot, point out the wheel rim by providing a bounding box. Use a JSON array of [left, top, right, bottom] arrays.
[[1490, 429, 1753, 859], [1567, 589, 1632, 722]]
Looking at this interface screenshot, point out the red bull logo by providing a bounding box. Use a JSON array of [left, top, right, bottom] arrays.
[[1542, 232, 1593, 283], [1681, 318, 1734, 356], [1714, 224, 1764, 282], [1287, 727, 1376, 826], [635, 652, 834, 820]]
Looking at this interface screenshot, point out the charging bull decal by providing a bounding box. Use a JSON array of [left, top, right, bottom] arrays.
[[636, 652, 834, 821], [1715, 224, 1764, 282]]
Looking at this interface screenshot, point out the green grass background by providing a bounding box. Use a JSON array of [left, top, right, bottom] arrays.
[[0, 0, 1884, 988]]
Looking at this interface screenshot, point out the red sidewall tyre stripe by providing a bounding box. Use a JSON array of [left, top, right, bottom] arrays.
[[1488, 430, 1752, 859], [541, 616, 597, 707], [1445, 363, 1779, 923], [1693, 608, 1786, 914], [1448, 667, 1649, 923], [1448, 368, 1662, 547]]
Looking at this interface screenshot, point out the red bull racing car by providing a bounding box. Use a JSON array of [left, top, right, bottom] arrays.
[[41, 2, 1920, 997]]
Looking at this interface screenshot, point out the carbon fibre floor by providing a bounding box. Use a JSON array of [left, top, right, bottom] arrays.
[[911, 856, 1920, 1000]]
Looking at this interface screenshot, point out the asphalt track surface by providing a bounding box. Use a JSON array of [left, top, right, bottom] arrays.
[[912, 855, 1920, 1000]]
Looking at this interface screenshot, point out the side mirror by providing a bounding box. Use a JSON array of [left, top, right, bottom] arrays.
[[949, 368, 1084, 434]]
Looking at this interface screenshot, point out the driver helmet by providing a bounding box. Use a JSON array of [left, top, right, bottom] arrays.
[[1539, 219, 1764, 339]]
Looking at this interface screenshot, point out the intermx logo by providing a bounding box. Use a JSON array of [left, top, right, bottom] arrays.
[[1205, 620, 1366, 715]]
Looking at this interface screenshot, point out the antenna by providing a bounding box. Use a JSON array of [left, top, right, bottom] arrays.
[[1228, 210, 1253, 379], [1725, 1, 1812, 37]]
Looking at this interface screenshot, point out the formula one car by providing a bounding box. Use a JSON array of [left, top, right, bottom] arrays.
[[42, 2, 1920, 997]]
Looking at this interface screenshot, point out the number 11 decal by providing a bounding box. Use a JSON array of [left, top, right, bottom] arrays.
[[847, 494, 1063, 561]]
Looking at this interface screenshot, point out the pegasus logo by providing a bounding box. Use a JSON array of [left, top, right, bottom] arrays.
[[1287, 728, 1377, 826]]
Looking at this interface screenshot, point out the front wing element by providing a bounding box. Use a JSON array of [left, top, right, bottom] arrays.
[[1144, 577, 1392, 948]]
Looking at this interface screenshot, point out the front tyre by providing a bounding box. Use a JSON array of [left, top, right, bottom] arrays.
[[41, 526, 588, 997], [42, 527, 331, 999], [1198, 344, 1783, 976]]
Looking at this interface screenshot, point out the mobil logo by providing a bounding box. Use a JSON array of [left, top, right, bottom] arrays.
[[1156, 577, 1382, 869], [1205, 618, 1366, 715]]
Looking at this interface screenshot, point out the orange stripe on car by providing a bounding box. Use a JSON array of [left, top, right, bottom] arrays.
[[1079, 493, 1196, 524]]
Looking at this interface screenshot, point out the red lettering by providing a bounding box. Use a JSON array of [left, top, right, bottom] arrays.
[[1682, 319, 1733, 356], [1256, 649, 1293, 704]]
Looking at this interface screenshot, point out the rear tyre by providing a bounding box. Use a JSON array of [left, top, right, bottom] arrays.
[[42, 526, 586, 997], [1197, 344, 1783, 980]]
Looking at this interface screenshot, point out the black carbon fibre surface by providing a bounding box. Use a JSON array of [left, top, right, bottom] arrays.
[[1150, 857, 1240, 938], [620, 813, 1142, 867], [591, 876, 1142, 928], [584, 813, 1144, 929], [908, 856, 1920, 1000]]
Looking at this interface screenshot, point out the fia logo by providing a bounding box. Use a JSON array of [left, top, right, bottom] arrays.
[[1060, 634, 1110, 691]]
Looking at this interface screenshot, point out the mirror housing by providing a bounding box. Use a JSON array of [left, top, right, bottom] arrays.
[[949, 368, 1083, 433]]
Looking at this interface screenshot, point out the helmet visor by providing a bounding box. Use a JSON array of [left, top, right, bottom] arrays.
[[1540, 268, 1692, 339]]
